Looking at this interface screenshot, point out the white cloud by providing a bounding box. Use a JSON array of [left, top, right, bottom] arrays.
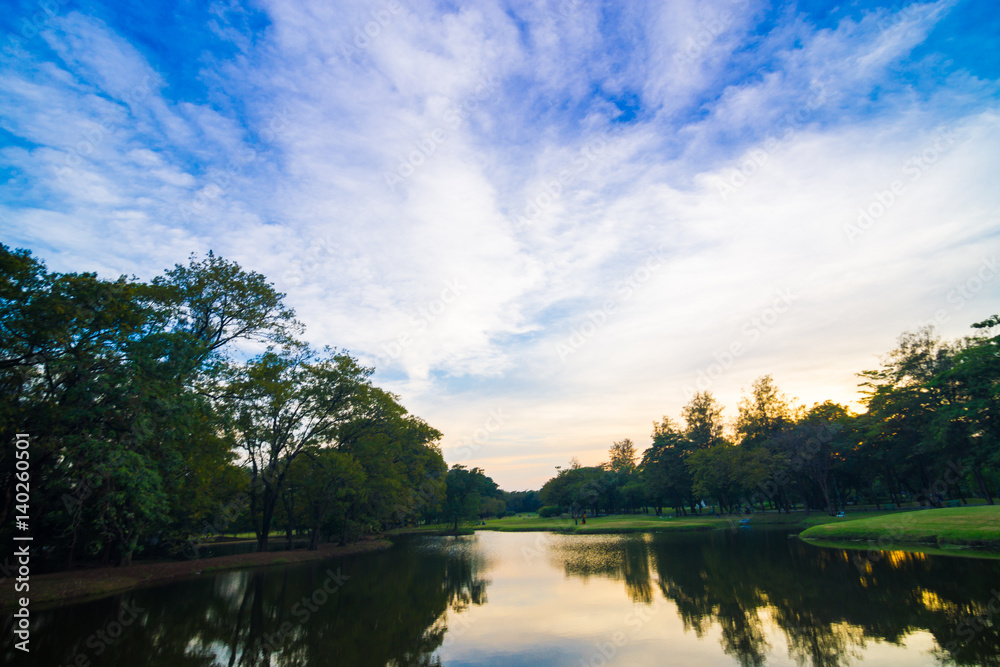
[[1, 0, 997, 490]]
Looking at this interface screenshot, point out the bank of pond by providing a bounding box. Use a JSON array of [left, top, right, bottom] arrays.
[[798, 505, 1000, 551], [4, 507, 1000, 666]]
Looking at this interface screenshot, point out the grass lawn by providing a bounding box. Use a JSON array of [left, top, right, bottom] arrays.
[[799, 505, 1000, 549], [479, 514, 718, 534], [384, 509, 908, 536]]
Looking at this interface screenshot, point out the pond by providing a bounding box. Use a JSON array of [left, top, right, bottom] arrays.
[[6, 528, 1000, 666]]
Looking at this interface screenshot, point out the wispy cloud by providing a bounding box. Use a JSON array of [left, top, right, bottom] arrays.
[[2, 0, 998, 488]]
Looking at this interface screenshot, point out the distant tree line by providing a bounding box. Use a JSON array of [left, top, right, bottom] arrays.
[[0, 245, 461, 567], [541, 318, 1000, 517]]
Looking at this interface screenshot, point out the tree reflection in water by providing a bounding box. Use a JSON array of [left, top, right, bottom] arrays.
[[9, 535, 490, 667], [551, 529, 1000, 667], [8, 530, 1000, 666]]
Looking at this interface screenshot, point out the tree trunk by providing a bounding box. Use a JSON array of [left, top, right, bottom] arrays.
[[258, 497, 276, 552], [284, 490, 295, 551]]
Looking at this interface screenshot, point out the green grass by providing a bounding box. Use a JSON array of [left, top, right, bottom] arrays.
[[473, 510, 901, 534], [385, 524, 475, 536], [799, 506, 1000, 549], [478, 514, 717, 533], [385, 509, 930, 538]]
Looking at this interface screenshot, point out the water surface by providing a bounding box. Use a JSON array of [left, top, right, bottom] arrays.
[[5, 528, 1000, 666]]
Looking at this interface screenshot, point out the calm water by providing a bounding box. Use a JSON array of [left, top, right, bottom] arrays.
[[5, 528, 1000, 666]]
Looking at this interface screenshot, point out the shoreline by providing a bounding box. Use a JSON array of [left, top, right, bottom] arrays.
[[797, 506, 1000, 552], [0, 539, 392, 609], [798, 537, 1000, 560], [10, 507, 997, 608], [397, 507, 1000, 555]]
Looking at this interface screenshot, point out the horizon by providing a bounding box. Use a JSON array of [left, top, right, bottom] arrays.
[[3, 0, 999, 491]]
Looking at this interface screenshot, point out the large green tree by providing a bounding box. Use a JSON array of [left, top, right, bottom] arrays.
[[930, 316, 1000, 504], [223, 347, 372, 550], [682, 391, 727, 450], [443, 465, 500, 532], [642, 417, 694, 515]]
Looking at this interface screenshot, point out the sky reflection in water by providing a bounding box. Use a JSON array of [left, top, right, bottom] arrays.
[[8, 528, 1000, 666]]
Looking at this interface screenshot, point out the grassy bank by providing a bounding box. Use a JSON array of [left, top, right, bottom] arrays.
[[390, 509, 907, 537], [0, 539, 391, 609], [799, 506, 1000, 550], [479, 514, 717, 533]]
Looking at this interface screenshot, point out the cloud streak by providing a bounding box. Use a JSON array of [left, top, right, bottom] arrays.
[[2, 0, 998, 488]]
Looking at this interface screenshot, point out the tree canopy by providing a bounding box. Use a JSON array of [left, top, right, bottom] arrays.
[[539, 318, 1000, 519], [0, 244, 448, 566]]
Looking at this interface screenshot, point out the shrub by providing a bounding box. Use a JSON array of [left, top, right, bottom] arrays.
[[538, 506, 561, 518]]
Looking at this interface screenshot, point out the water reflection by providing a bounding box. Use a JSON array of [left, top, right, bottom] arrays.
[[5, 535, 490, 666], [6, 530, 1000, 666], [551, 529, 1000, 667]]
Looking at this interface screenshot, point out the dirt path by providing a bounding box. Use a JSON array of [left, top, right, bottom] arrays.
[[1, 539, 392, 608]]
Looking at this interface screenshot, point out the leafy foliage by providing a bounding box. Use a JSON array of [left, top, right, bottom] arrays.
[[0, 245, 448, 567], [540, 319, 1000, 518]]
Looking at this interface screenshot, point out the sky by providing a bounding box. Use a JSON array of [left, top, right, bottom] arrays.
[[2, 0, 999, 490]]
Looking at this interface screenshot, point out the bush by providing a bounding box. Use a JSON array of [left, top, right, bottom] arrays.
[[538, 506, 561, 518]]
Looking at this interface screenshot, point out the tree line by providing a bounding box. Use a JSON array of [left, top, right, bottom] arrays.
[[541, 318, 1000, 517], [0, 245, 512, 568]]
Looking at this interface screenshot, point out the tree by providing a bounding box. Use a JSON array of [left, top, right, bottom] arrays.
[[735, 375, 800, 449], [337, 384, 447, 531], [688, 443, 745, 513], [606, 439, 640, 512], [150, 250, 301, 363], [0, 247, 170, 565], [794, 401, 852, 514], [931, 316, 1000, 504], [443, 465, 498, 532], [1, 245, 452, 570], [642, 417, 693, 515], [223, 348, 373, 551], [682, 391, 726, 450], [858, 327, 955, 506], [539, 466, 611, 517], [503, 490, 542, 514], [608, 439, 638, 473], [288, 448, 367, 549]]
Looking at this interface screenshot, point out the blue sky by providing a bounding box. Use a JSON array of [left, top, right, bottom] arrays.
[[2, 0, 999, 489]]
